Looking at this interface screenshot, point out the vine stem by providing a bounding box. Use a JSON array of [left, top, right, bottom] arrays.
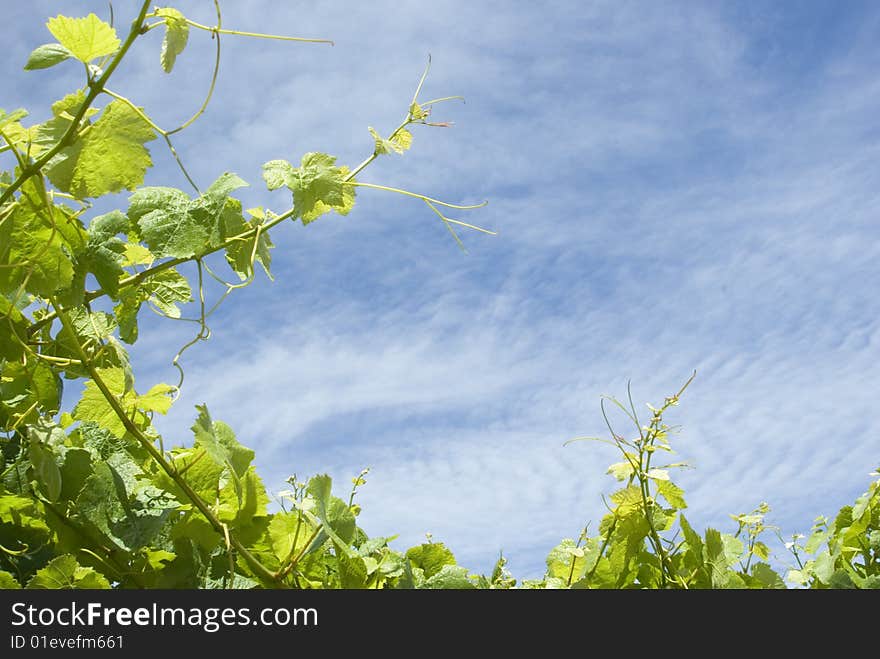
[[347, 181, 487, 210], [49, 298, 281, 588], [27, 206, 297, 336], [585, 516, 617, 584], [277, 524, 322, 582], [181, 19, 334, 46], [638, 372, 696, 588]]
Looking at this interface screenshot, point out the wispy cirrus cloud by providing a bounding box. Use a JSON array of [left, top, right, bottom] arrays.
[[5, 1, 879, 578]]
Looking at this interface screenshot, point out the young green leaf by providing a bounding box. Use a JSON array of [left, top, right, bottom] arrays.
[[57, 307, 117, 345], [26, 554, 111, 589], [261, 160, 295, 191], [405, 542, 456, 579], [131, 174, 249, 259], [191, 404, 233, 469], [225, 210, 275, 281], [656, 479, 687, 509], [267, 512, 311, 564], [390, 128, 413, 152], [128, 187, 201, 257], [335, 544, 369, 588], [750, 562, 785, 588], [606, 460, 634, 482], [421, 564, 476, 589], [31, 90, 99, 158], [46, 13, 120, 64], [29, 441, 62, 502], [409, 101, 428, 121], [217, 466, 269, 529], [0, 295, 27, 361], [368, 126, 413, 155], [0, 107, 28, 126], [24, 43, 73, 70], [306, 475, 357, 556], [114, 269, 192, 343], [45, 100, 156, 198], [145, 269, 192, 317], [73, 367, 175, 438], [0, 571, 21, 588], [609, 485, 642, 516], [0, 201, 77, 298], [545, 539, 587, 582], [645, 468, 670, 481], [1, 362, 48, 429], [156, 8, 189, 73], [79, 210, 129, 296], [74, 458, 178, 551], [262, 153, 356, 224], [59, 447, 93, 502]]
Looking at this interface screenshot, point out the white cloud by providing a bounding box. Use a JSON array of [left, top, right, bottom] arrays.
[[6, 1, 880, 580]]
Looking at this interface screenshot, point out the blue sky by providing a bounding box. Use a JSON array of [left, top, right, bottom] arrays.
[[4, 1, 879, 580]]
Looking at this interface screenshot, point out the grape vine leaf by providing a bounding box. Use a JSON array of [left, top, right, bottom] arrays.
[[156, 8, 189, 73], [0, 571, 20, 588], [130, 186, 203, 257], [74, 457, 178, 552], [0, 194, 76, 298], [610, 485, 642, 516], [32, 90, 99, 158], [46, 14, 120, 64], [46, 100, 156, 198], [24, 43, 74, 70], [409, 101, 428, 120], [113, 268, 192, 343], [657, 480, 687, 509], [192, 404, 234, 470], [217, 467, 269, 530], [193, 408, 251, 470], [0, 362, 47, 429], [144, 269, 192, 317], [72, 367, 175, 438], [0, 295, 27, 360], [268, 512, 315, 564], [421, 564, 475, 589], [262, 153, 356, 224], [80, 210, 129, 296], [59, 447, 92, 502], [55, 307, 117, 352], [131, 173, 249, 259], [391, 128, 413, 152], [0, 109, 29, 153], [306, 475, 357, 556], [0, 107, 28, 126], [201, 171, 249, 205], [26, 554, 111, 589], [606, 460, 634, 482], [123, 243, 154, 266], [29, 441, 62, 502], [369, 127, 412, 155], [158, 448, 226, 508], [405, 542, 456, 579], [545, 539, 587, 582], [225, 208, 274, 280], [750, 562, 785, 589], [703, 528, 729, 588], [0, 493, 50, 537], [335, 544, 369, 588]]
